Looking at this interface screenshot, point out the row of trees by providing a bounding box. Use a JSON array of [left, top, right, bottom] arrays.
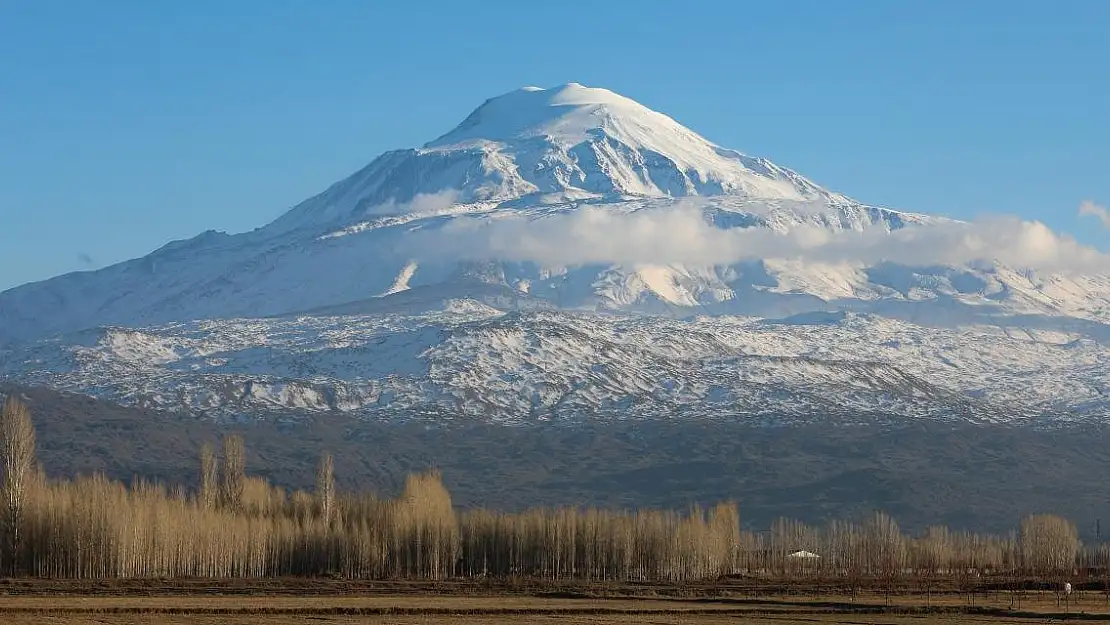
[[0, 397, 1093, 581]]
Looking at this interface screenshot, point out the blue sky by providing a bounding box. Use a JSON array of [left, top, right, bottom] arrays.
[[1, 1, 1107, 291]]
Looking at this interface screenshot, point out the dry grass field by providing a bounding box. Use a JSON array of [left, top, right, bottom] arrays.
[[2, 581, 1110, 625], [0, 615, 1083, 625]]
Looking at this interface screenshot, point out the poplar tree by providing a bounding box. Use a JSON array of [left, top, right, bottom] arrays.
[[1, 397, 36, 575], [220, 434, 245, 512], [316, 451, 335, 530], [199, 442, 219, 510]]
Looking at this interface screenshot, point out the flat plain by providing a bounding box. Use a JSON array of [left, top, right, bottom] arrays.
[[2, 580, 1108, 625]]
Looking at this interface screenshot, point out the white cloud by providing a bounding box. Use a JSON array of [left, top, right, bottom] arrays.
[[414, 200, 1110, 274], [1079, 200, 1110, 229], [369, 190, 460, 216]]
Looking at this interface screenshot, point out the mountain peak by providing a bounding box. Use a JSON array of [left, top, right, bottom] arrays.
[[426, 83, 699, 149], [265, 83, 853, 236]]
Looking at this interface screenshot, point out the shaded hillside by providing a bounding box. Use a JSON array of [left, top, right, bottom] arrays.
[[3, 383, 1107, 536]]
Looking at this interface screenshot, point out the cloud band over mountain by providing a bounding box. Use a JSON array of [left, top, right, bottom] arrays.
[[416, 200, 1109, 274]]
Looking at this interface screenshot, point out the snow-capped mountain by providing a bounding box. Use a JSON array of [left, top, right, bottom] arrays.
[[268, 82, 853, 235], [3, 83, 1110, 424]]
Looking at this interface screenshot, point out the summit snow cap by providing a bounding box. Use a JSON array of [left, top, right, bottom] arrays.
[[267, 83, 850, 235], [428, 82, 689, 147]]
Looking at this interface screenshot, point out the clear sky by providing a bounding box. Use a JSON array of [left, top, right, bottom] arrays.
[[2, 1, 1107, 291]]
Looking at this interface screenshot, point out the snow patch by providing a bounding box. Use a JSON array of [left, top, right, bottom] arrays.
[[383, 262, 418, 296], [635, 265, 697, 306]]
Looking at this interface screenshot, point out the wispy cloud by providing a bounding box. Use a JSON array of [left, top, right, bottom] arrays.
[[77, 252, 95, 267], [412, 200, 1110, 274], [368, 190, 460, 216], [1079, 200, 1110, 229]]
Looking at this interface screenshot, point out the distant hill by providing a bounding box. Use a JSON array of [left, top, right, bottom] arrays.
[[5, 383, 1109, 537]]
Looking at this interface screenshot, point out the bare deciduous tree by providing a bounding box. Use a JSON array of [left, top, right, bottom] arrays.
[[1021, 514, 1079, 576], [199, 442, 218, 510], [316, 451, 335, 530], [220, 434, 245, 512], [1, 397, 36, 575], [2, 408, 1107, 586]]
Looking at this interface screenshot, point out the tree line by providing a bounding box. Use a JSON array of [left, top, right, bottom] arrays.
[[0, 397, 1096, 581]]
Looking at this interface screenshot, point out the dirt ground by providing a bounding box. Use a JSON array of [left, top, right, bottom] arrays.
[[1, 579, 1107, 625], [0, 616, 1082, 625]]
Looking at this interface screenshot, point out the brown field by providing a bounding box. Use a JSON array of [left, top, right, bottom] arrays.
[[2, 580, 1110, 625]]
